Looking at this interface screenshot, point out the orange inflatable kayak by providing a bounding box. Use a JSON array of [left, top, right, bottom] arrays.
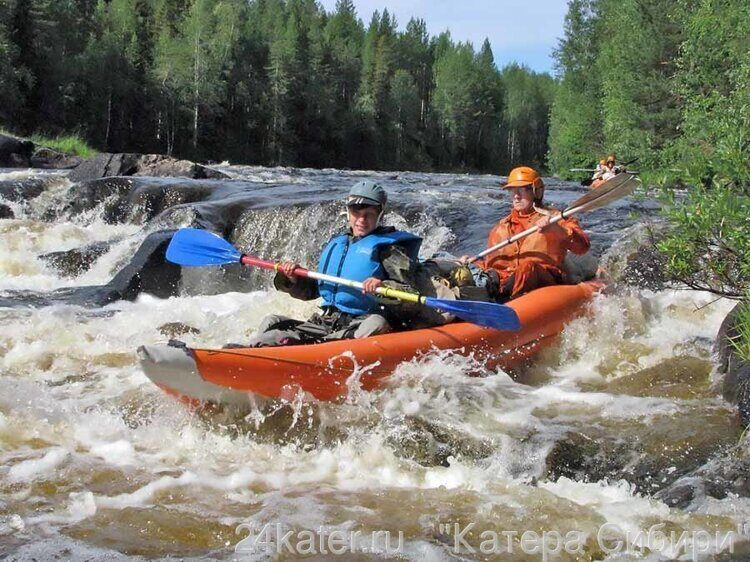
[[138, 280, 604, 405]]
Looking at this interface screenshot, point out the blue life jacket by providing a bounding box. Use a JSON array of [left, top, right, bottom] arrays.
[[317, 229, 422, 315]]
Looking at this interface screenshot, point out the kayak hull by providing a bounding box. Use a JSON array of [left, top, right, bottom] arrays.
[[138, 280, 604, 404]]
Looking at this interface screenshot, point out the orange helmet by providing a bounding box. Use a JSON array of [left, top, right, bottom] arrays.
[[503, 166, 544, 203], [606, 154, 616, 164]]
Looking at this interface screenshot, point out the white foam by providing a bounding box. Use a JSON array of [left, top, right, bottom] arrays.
[[0, 218, 142, 291], [0, 514, 25, 536], [89, 440, 136, 467], [8, 447, 70, 482], [0, 191, 744, 560]]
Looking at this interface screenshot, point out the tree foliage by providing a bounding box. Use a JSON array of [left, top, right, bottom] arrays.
[[549, 0, 750, 303], [657, 183, 749, 298], [547, 0, 602, 174], [0, 0, 553, 173]]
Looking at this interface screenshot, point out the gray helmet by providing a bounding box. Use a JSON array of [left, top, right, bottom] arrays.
[[346, 180, 387, 208]]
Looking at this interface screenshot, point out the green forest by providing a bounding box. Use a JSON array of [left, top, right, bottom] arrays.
[[549, 0, 750, 185], [0, 0, 553, 172], [550, 0, 748, 311]]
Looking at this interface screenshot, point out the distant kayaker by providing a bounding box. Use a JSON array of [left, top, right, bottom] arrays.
[[591, 154, 619, 188], [459, 166, 590, 301], [240, 181, 441, 347]]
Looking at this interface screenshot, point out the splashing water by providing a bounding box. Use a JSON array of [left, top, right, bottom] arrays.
[[0, 165, 746, 560]]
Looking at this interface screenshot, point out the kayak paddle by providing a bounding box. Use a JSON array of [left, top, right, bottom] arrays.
[[470, 172, 639, 262], [166, 228, 521, 331]]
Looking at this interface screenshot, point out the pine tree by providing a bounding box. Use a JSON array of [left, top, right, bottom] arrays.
[[153, 0, 240, 156], [547, 0, 603, 175], [0, 1, 27, 126], [396, 18, 431, 128], [596, 0, 682, 167], [432, 41, 478, 168]]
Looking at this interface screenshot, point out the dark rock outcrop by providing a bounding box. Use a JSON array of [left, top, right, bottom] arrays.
[[619, 242, 669, 291], [0, 134, 34, 167], [0, 203, 13, 219], [545, 413, 736, 497], [0, 175, 62, 202], [30, 146, 83, 169], [656, 444, 750, 509], [40, 241, 112, 277], [600, 225, 669, 291], [545, 432, 633, 486], [103, 230, 181, 301], [0, 133, 81, 168], [652, 303, 750, 508], [55, 176, 135, 221], [0, 230, 181, 308], [56, 176, 220, 224], [717, 302, 750, 426], [68, 153, 230, 182]]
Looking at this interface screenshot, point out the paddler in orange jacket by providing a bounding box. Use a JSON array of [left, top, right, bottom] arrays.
[[461, 166, 590, 301]]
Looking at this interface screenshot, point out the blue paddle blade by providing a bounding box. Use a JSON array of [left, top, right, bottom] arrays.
[[424, 297, 521, 331], [166, 228, 242, 266]]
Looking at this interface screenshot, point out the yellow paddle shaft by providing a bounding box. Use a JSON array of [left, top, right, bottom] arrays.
[[375, 286, 426, 304]]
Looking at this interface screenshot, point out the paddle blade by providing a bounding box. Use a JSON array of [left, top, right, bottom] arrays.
[[166, 228, 242, 266], [424, 297, 521, 331], [581, 176, 638, 212]]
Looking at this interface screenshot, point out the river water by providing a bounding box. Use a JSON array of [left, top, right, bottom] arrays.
[[0, 165, 746, 560]]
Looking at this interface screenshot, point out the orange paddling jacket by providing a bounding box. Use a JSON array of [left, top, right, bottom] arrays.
[[481, 207, 590, 283]]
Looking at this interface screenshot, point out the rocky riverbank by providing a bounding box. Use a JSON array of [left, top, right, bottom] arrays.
[[0, 132, 229, 180]]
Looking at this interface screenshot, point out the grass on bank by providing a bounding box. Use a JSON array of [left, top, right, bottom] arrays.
[[29, 133, 98, 158], [1, 128, 98, 158], [730, 298, 750, 363]]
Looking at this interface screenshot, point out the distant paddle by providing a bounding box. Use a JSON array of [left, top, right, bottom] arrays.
[[166, 229, 521, 331], [470, 172, 639, 262]]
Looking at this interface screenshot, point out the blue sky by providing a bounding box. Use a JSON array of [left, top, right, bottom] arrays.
[[317, 0, 567, 74]]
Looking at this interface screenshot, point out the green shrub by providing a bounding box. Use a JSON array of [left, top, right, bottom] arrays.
[[729, 298, 750, 362], [1, 128, 97, 158], [657, 181, 749, 298]]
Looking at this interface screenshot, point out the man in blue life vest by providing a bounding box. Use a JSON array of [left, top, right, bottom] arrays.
[[243, 180, 436, 347]]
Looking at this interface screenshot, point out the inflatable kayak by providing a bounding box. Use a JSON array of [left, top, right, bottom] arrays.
[[138, 280, 604, 405]]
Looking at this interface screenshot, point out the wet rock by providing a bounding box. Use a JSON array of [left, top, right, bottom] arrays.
[[68, 153, 229, 183], [102, 229, 181, 301], [545, 413, 736, 496], [0, 133, 34, 167], [29, 146, 82, 169], [0, 230, 181, 308], [0, 203, 13, 219], [619, 241, 669, 290], [564, 253, 599, 283], [58, 177, 219, 224], [716, 302, 750, 427], [607, 356, 712, 400], [0, 176, 58, 202], [0, 133, 83, 168], [40, 241, 112, 277], [55, 176, 134, 220], [601, 225, 669, 290], [387, 416, 494, 467], [657, 480, 696, 508], [656, 444, 750, 508], [545, 431, 631, 484], [158, 322, 200, 338]]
